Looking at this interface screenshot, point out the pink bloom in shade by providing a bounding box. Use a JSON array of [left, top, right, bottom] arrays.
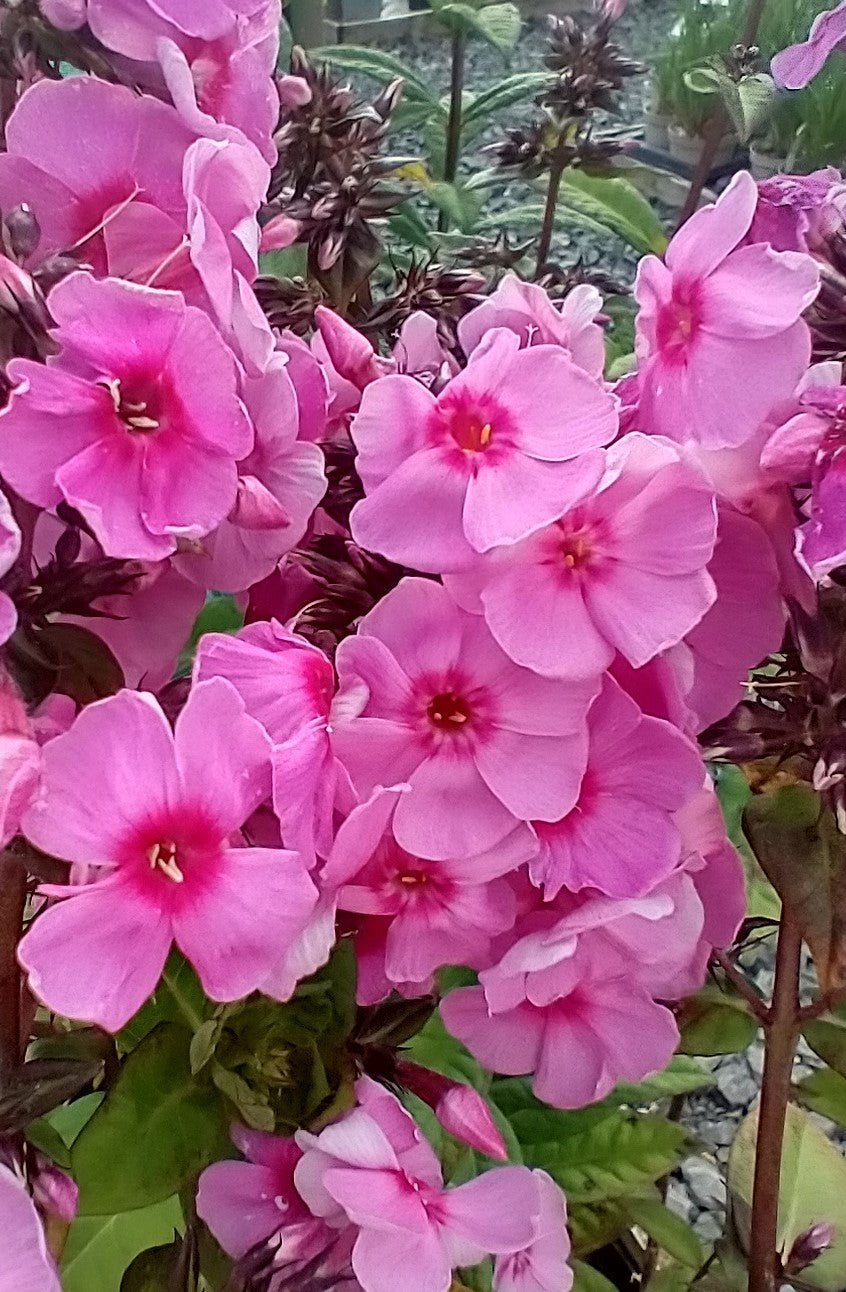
[[394, 1059, 507, 1161], [679, 506, 786, 729], [17, 678, 318, 1032], [197, 1127, 338, 1262], [493, 1171, 573, 1292], [0, 487, 21, 644], [458, 273, 606, 381], [0, 1163, 61, 1292], [260, 213, 301, 252], [445, 432, 718, 680], [772, 0, 846, 87], [746, 169, 843, 253], [0, 273, 252, 562], [320, 786, 530, 1002], [531, 676, 704, 900], [275, 332, 331, 443], [39, 0, 85, 26], [635, 170, 819, 449], [441, 887, 691, 1109], [194, 620, 352, 864], [0, 669, 40, 849], [677, 783, 746, 971], [349, 329, 616, 573], [295, 1076, 540, 1292], [331, 578, 596, 859], [312, 305, 395, 435], [175, 353, 327, 593], [393, 312, 459, 388]]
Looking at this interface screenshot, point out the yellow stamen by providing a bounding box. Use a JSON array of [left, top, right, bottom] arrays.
[[147, 841, 185, 884], [478, 423, 492, 447]]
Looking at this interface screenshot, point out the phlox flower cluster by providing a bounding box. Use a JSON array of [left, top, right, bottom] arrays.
[[0, 3, 839, 1284]]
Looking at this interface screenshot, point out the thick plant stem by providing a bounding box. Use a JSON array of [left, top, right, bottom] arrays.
[[748, 907, 803, 1292], [535, 153, 566, 277], [0, 848, 26, 1075], [438, 26, 466, 231]]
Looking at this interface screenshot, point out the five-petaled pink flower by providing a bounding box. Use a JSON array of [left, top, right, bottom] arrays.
[[635, 170, 819, 448], [17, 677, 318, 1031], [0, 273, 252, 561], [349, 329, 616, 572], [772, 0, 846, 87]]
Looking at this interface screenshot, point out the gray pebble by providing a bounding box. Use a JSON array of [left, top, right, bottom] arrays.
[[666, 1179, 696, 1224], [715, 1062, 760, 1109], [681, 1157, 727, 1211], [694, 1212, 725, 1243]]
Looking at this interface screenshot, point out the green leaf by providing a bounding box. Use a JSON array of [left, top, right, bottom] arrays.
[[676, 986, 759, 1056], [568, 1199, 632, 1257], [558, 169, 668, 256], [464, 2, 522, 51], [802, 1003, 846, 1077], [72, 1024, 229, 1216], [683, 66, 724, 94], [47, 1092, 104, 1147], [571, 1260, 621, 1292], [176, 594, 244, 677], [37, 622, 125, 704], [312, 45, 438, 107], [120, 1237, 186, 1292], [425, 181, 483, 233], [26, 1117, 73, 1169], [407, 1011, 486, 1091], [61, 1197, 183, 1292], [711, 764, 780, 921], [795, 1066, 846, 1127], [462, 72, 550, 127], [734, 72, 777, 142], [728, 1103, 846, 1289], [189, 1020, 220, 1076], [624, 1196, 705, 1267], [612, 1056, 714, 1103], [258, 243, 307, 279]]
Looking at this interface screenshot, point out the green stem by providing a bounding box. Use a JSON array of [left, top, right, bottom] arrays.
[[535, 149, 566, 277], [438, 25, 466, 231], [162, 964, 204, 1033], [748, 907, 802, 1292]]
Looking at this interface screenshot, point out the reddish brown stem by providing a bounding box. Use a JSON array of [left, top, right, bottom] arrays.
[[714, 950, 772, 1025], [0, 848, 27, 1075], [748, 907, 803, 1292]]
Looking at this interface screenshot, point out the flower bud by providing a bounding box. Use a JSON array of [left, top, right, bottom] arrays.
[[785, 1221, 835, 1274], [396, 1060, 507, 1160], [277, 75, 313, 111], [32, 1158, 78, 1224]]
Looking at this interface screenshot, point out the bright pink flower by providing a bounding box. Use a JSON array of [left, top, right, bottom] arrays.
[[532, 676, 704, 899], [441, 885, 697, 1108], [321, 786, 531, 1001], [295, 1077, 540, 1292], [331, 578, 596, 859], [394, 1059, 508, 1160], [392, 312, 458, 387], [635, 171, 819, 449], [0, 669, 40, 850], [312, 305, 394, 435], [197, 1126, 337, 1262], [772, 0, 846, 87], [175, 353, 327, 592], [459, 274, 606, 381], [445, 433, 717, 679], [0, 487, 21, 644], [0, 1163, 60, 1292], [349, 330, 616, 573], [275, 332, 331, 443], [17, 679, 318, 1031], [747, 169, 843, 252], [0, 273, 252, 562], [494, 1171, 572, 1292], [194, 619, 351, 865]]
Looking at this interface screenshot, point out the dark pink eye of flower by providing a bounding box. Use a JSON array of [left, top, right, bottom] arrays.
[[656, 285, 703, 358], [431, 389, 513, 457], [121, 807, 225, 893], [426, 691, 472, 730], [100, 377, 162, 434]]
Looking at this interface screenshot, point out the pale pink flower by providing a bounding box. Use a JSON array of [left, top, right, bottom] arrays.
[[175, 352, 327, 593], [349, 330, 616, 573], [635, 171, 819, 448], [0, 273, 252, 562], [441, 884, 697, 1108], [17, 679, 318, 1031], [0, 669, 40, 850], [0, 486, 21, 644], [392, 312, 458, 387], [494, 1171, 573, 1292], [458, 273, 606, 380], [330, 578, 596, 859], [321, 786, 531, 1002], [532, 676, 704, 899], [772, 0, 846, 87], [295, 1077, 540, 1292], [445, 433, 717, 679], [0, 1163, 60, 1292], [197, 1127, 338, 1262], [194, 619, 352, 865]]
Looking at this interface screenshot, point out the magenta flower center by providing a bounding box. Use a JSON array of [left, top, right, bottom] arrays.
[[656, 283, 703, 359], [100, 376, 161, 434], [431, 389, 513, 459], [146, 839, 184, 884], [120, 807, 226, 899], [426, 691, 471, 729]]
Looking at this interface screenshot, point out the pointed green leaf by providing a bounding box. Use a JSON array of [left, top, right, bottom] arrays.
[[612, 1056, 714, 1103], [558, 169, 668, 255], [462, 72, 550, 127], [62, 1198, 183, 1292], [677, 986, 759, 1056], [625, 1196, 705, 1267], [711, 763, 780, 921], [571, 1260, 621, 1292], [795, 1066, 846, 1127], [312, 45, 438, 106], [523, 1111, 689, 1203]]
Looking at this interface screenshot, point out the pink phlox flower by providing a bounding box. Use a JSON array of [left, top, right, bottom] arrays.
[[197, 1126, 339, 1263], [458, 274, 606, 381], [312, 305, 395, 435], [677, 783, 746, 979], [0, 1162, 61, 1292], [0, 668, 40, 849], [392, 312, 459, 389], [746, 168, 843, 252], [294, 1076, 540, 1292], [441, 885, 696, 1109], [444, 432, 718, 680], [635, 170, 819, 449], [493, 1170, 573, 1292], [772, 0, 846, 87], [321, 785, 532, 1003], [0, 273, 253, 562], [394, 1059, 508, 1161], [0, 486, 21, 644], [349, 328, 616, 573], [274, 332, 331, 443], [330, 577, 596, 860], [531, 675, 704, 900], [175, 352, 327, 593], [17, 677, 318, 1031], [194, 619, 352, 865]]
